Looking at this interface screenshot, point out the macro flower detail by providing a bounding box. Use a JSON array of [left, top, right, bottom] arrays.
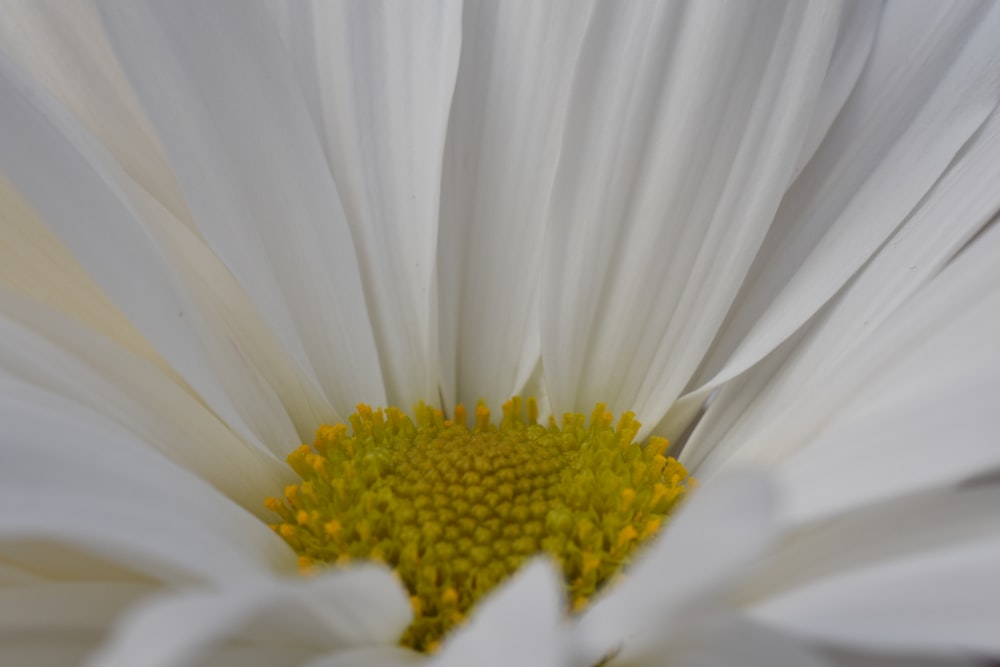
[[1, 1, 999, 666], [269, 398, 690, 651]]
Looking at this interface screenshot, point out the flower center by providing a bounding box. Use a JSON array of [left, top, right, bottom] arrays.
[[267, 397, 692, 652]]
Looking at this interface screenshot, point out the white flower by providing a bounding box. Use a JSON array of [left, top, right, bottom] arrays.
[[1, 1, 999, 666]]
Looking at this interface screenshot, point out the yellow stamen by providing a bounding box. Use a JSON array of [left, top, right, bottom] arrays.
[[266, 398, 693, 652]]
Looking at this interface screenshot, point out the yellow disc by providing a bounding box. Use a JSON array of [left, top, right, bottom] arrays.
[[267, 397, 692, 651]]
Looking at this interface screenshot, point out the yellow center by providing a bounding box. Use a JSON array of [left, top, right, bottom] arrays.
[[267, 397, 692, 652]]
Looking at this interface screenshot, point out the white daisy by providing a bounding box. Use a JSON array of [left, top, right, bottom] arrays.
[[0, 1, 999, 666]]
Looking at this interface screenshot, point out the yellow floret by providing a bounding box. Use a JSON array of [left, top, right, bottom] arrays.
[[267, 397, 693, 652]]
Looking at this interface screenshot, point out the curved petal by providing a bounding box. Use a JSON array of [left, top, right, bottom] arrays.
[[0, 0, 188, 220], [571, 471, 780, 666], [211, 647, 351, 667], [0, 174, 172, 376], [753, 537, 1000, 655], [820, 652, 982, 667], [0, 560, 45, 586], [0, 36, 338, 443], [98, 0, 387, 418], [0, 626, 317, 667], [739, 485, 1000, 608], [679, 0, 1000, 423], [0, 381, 296, 584], [0, 581, 155, 635], [432, 559, 568, 667], [0, 291, 293, 514], [0, 642, 92, 667], [697, 214, 1000, 522], [303, 647, 423, 667], [791, 0, 881, 178], [86, 566, 410, 667], [0, 49, 304, 453], [541, 0, 845, 434], [277, 1, 461, 408], [138, 192, 340, 444], [661, 616, 833, 667], [0, 582, 193, 667], [437, 0, 594, 411], [683, 104, 1000, 474]]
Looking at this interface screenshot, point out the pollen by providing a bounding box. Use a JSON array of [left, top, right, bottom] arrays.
[[267, 397, 692, 652]]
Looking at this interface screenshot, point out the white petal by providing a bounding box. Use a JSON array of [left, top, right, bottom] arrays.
[[752, 537, 1000, 655], [0, 175, 175, 378], [0, 560, 45, 585], [3, 636, 317, 667], [6, 643, 317, 667], [682, 1, 1000, 416], [791, 0, 881, 177], [437, 0, 594, 411], [684, 104, 1000, 476], [138, 191, 340, 443], [277, 1, 461, 408], [739, 485, 1000, 607], [0, 0, 188, 220], [304, 647, 423, 667], [86, 566, 410, 667], [0, 291, 293, 514], [821, 650, 983, 667], [0, 48, 335, 442], [0, 381, 295, 583], [195, 646, 322, 667], [0, 582, 155, 634], [0, 642, 92, 667], [98, 0, 387, 417], [572, 472, 780, 665], [432, 559, 568, 667], [0, 61, 329, 443], [0, 50, 302, 453], [663, 616, 833, 667], [715, 218, 1000, 522], [541, 0, 844, 433]]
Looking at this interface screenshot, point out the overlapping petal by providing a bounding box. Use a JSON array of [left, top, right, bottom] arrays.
[[0, 293, 292, 513], [431, 559, 568, 667], [87, 566, 411, 667], [571, 472, 780, 665], [0, 49, 306, 453], [0, 382, 294, 585], [540, 0, 849, 437], [437, 0, 593, 412], [277, 1, 462, 408], [745, 484, 1000, 655], [0, 0, 187, 220], [669, 0, 1000, 440], [0, 1, 998, 666], [99, 1, 389, 422], [684, 101, 1000, 477], [686, 183, 1000, 521]]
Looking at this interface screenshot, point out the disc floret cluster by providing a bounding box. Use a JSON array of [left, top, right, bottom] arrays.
[[267, 397, 692, 651]]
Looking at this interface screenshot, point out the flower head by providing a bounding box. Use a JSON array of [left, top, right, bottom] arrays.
[[1, 1, 1000, 666]]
